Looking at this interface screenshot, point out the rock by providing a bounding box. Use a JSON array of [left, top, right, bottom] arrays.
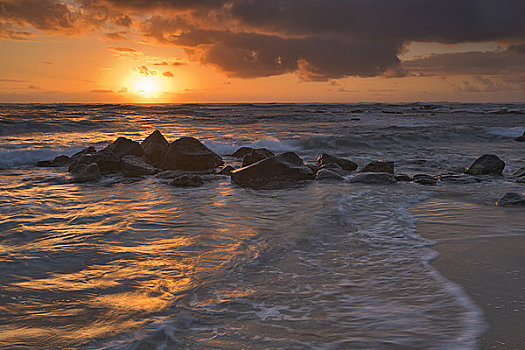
[[104, 137, 143, 159], [512, 166, 525, 178], [495, 192, 525, 207], [361, 161, 394, 174], [348, 172, 396, 184], [141, 130, 169, 166], [164, 137, 224, 171], [395, 174, 412, 182], [316, 169, 345, 181], [121, 155, 156, 177], [231, 147, 254, 158], [71, 146, 97, 160], [170, 175, 204, 188], [413, 174, 437, 185], [465, 154, 505, 175], [231, 152, 315, 189], [71, 163, 101, 183], [437, 174, 480, 184], [242, 149, 274, 167], [514, 131, 525, 142], [68, 149, 120, 174], [217, 165, 235, 175], [37, 155, 71, 167], [316, 153, 358, 171]]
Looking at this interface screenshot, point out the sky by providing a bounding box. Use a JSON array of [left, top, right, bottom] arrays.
[[0, 0, 524, 103]]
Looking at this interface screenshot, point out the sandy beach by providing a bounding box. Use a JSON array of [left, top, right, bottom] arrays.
[[413, 198, 525, 350]]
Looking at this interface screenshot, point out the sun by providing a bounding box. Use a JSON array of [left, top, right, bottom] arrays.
[[132, 75, 160, 96]]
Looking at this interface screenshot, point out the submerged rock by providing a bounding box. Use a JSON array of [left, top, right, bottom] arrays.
[[349, 172, 396, 184], [70, 163, 101, 183], [104, 137, 143, 159], [361, 161, 394, 174], [495, 192, 525, 207], [437, 174, 480, 184], [512, 166, 525, 178], [231, 152, 314, 189], [316, 169, 345, 181], [121, 155, 156, 177], [37, 155, 71, 167], [164, 137, 224, 171], [316, 153, 358, 171], [413, 174, 437, 185], [465, 154, 505, 175], [141, 130, 169, 166], [170, 174, 204, 187], [217, 165, 235, 175], [514, 131, 525, 142], [395, 174, 412, 182]]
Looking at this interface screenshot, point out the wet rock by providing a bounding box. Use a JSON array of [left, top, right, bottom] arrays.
[[71, 163, 101, 183], [104, 137, 143, 159], [242, 149, 275, 167], [361, 161, 394, 174], [495, 192, 525, 207], [164, 137, 224, 171], [231, 147, 254, 158], [413, 174, 437, 185], [121, 155, 156, 177], [465, 154, 505, 175], [217, 165, 235, 175], [438, 174, 480, 184], [316, 153, 358, 171], [141, 130, 169, 166], [170, 174, 204, 188], [37, 155, 71, 167], [68, 149, 120, 175], [316, 169, 345, 181], [514, 131, 525, 142], [349, 172, 396, 184], [395, 174, 412, 182], [71, 146, 97, 160], [231, 152, 315, 189]]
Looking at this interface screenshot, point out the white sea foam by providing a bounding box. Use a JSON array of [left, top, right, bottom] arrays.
[[485, 126, 524, 138]]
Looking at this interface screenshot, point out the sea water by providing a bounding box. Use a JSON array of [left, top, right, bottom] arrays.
[[1, 103, 524, 349]]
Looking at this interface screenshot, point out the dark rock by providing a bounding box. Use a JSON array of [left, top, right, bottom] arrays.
[[37, 160, 55, 167], [231, 147, 254, 158], [71, 163, 101, 183], [242, 149, 275, 167], [217, 165, 235, 176], [316, 153, 358, 171], [68, 149, 120, 174], [514, 131, 525, 142], [465, 154, 505, 175], [316, 169, 345, 181], [350, 118, 361, 121], [164, 137, 224, 171], [512, 166, 525, 178], [349, 172, 396, 184], [231, 152, 314, 189], [104, 137, 143, 159], [141, 130, 169, 165], [71, 146, 97, 160], [170, 175, 204, 188], [361, 161, 394, 174], [438, 174, 480, 184], [320, 163, 343, 171], [495, 192, 525, 207], [413, 174, 437, 185], [395, 174, 412, 182], [121, 155, 156, 177]]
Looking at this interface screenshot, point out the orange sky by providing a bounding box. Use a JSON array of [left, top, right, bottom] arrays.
[[0, 0, 524, 103]]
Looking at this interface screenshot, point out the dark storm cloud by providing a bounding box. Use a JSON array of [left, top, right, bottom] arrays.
[[2, 0, 525, 80]]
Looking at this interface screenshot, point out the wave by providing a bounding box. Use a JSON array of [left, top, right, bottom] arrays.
[[0, 146, 84, 170], [484, 127, 524, 138]]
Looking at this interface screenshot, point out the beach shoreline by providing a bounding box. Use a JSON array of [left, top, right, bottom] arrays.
[[412, 198, 525, 350]]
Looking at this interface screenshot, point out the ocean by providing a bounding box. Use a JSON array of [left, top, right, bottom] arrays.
[[0, 103, 524, 349]]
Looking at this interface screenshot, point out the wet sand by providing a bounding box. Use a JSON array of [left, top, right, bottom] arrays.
[[412, 198, 525, 350]]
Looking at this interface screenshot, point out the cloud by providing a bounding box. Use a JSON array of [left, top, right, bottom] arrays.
[[0, 78, 28, 82], [135, 65, 156, 76], [105, 31, 128, 40], [154, 61, 168, 66], [162, 71, 173, 77], [0, 0, 76, 33], [42, 61, 54, 64], [90, 89, 113, 93], [118, 87, 128, 92], [110, 46, 137, 53]]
